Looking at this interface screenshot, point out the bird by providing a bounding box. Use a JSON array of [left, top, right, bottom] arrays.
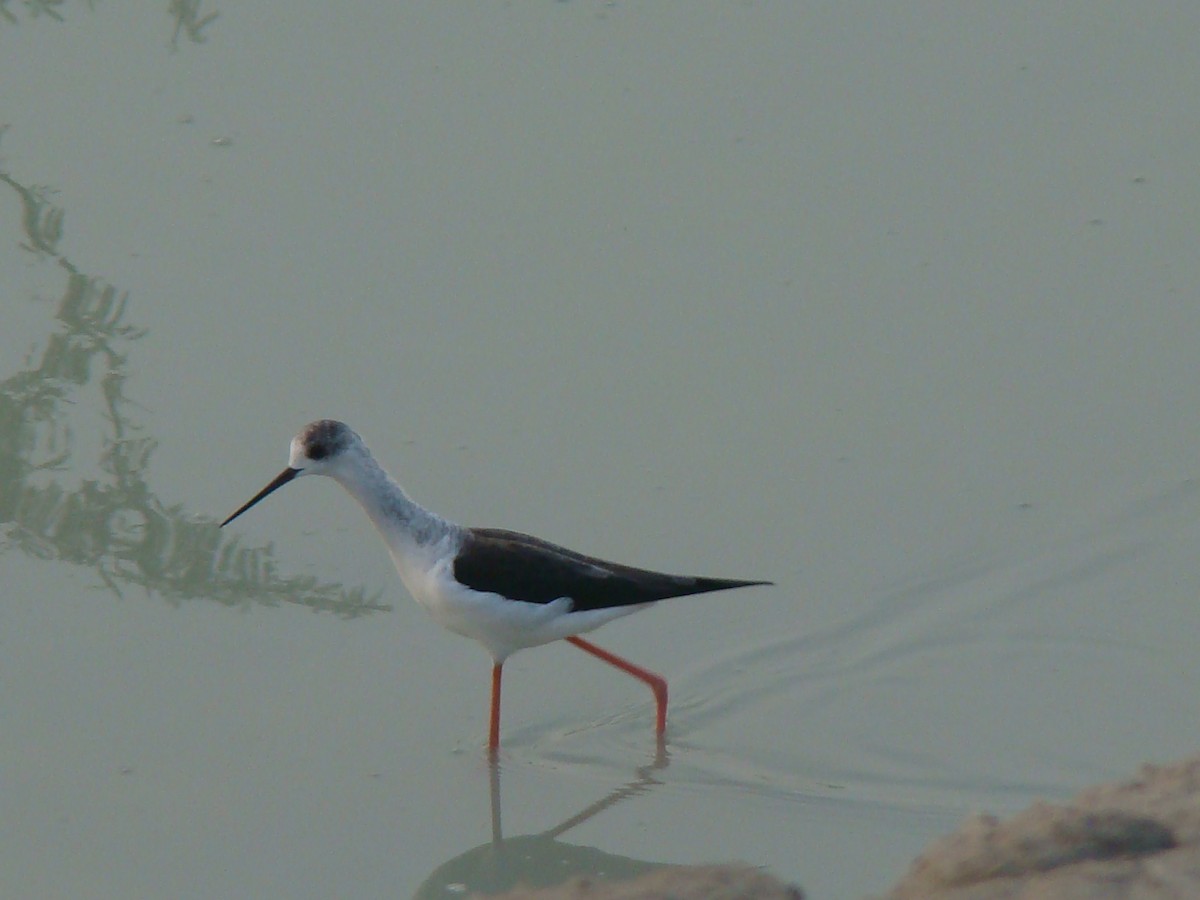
[[220, 419, 771, 753]]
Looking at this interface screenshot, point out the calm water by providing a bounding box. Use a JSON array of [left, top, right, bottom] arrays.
[[3, 4, 1199, 898]]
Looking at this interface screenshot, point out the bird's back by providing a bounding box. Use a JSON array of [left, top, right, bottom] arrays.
[[454, 527, 770, 612]]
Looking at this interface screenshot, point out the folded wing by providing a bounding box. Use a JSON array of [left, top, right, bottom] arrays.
[[454, 527, 771, 612]]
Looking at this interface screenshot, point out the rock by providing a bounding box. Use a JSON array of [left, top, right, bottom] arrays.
[[885, 754, 1200, 899], [482, 864, 803, 900]]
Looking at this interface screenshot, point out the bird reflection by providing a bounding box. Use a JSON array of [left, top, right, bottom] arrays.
[[414, 747, 671, 898]]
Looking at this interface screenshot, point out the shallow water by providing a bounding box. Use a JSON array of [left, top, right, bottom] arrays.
[[2, 4, 1199, 899]]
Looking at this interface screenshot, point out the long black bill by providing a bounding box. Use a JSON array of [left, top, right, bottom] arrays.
[[220, 467, 300, 527]]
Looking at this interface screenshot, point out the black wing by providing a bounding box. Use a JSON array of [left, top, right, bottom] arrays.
[[454, 527, 771, 612]]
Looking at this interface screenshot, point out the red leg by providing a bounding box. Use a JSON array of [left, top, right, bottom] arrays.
[[489, 662, 503, 753], [565, 635, 668, 735]]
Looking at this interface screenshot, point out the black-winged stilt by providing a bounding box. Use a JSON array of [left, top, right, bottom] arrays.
[[220, 420, 770, 752]]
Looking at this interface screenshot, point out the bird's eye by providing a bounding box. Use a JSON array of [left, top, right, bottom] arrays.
[[308, 442, 329, 460]]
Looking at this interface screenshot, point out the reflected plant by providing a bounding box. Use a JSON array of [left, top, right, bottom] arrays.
[[169, 0, 217, 47], [0, 151, 386, 618], [2, 0, 93, 24], [22, 0, 67, 22], [0, 174, 64, 256], [0, 0, 216, 43]]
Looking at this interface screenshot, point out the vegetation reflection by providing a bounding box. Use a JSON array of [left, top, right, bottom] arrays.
[[0, 0, 218, 46], [0, 156, 385, 618]]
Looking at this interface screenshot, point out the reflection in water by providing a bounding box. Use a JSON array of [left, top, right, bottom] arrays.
[[0, 0, 69, 25], [0, 157, 385, 617], [0, 0, 218, 43], [169, 0, 219, 47], [415, 752, 670, 898]]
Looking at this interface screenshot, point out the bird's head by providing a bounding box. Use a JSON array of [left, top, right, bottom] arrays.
[[221, 419, 365, 527]]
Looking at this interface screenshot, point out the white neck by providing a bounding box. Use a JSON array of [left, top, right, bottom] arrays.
[[330, 453, 458, 555]]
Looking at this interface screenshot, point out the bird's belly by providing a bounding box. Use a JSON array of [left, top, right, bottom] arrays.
[[401, 559, 647, 661]]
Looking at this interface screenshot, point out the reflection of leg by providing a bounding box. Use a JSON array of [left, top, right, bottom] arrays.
[[489, 662, 503, 753], [565, 636, 668, 735], [488, 742, 502, 843]]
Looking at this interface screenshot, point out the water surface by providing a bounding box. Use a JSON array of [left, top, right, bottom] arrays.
[[2, 4, 1199, 898]]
